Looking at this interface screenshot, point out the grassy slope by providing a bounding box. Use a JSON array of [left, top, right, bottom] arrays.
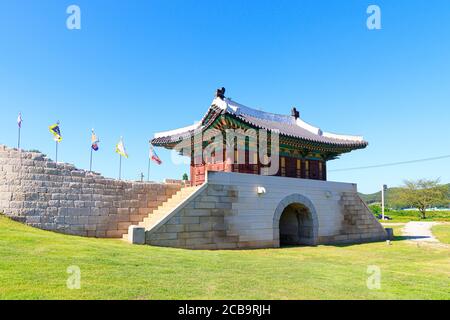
[[433, 224, 450, 245], [0, 216, 449, 300]]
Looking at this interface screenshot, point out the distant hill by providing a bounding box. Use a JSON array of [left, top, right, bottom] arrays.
[[358, 187, 402, 205], [358, 183, 450, 205]]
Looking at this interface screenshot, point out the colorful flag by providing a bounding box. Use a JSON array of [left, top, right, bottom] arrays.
[[17, 112, 23, 128], [150, 145, 162, 165], [49, 122, 62, 142], [115, 137, 128, 158], [91, 129, 99, 151]]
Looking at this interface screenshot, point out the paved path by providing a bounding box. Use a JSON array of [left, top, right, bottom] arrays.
[[402, 222, 447, 248]]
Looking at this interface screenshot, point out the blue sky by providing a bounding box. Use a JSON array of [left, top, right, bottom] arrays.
[[0, 0, 449, 193]]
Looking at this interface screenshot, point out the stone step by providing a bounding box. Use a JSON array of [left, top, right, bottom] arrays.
[[131, 186, 199, 231], [143, 188, 199, 230], [141, 188, 196, 214], [140, 214, 170, 228], [141, 215, 168, 226], [159, 205, 178, 211]]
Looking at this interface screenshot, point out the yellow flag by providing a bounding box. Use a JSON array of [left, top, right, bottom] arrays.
[[49, 123, 62, 143], [115, 137, 128, 158]]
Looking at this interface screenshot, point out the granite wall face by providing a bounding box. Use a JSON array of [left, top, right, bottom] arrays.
[[0, 145, 181, 238], [143, 171, 387, 249]]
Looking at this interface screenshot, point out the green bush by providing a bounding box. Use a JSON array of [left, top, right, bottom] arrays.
[[368, 204, 392, 214], [369, 204, 381, 214]]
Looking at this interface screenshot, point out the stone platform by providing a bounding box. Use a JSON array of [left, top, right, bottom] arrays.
[[140, 171, 387, 249]]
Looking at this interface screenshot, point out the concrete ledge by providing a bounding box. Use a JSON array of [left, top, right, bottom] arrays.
[[128, 226, 145, 244], [318, 233, 388, 245]]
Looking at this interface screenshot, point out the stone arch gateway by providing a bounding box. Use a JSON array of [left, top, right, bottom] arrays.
[[273, 194, 319, 247]]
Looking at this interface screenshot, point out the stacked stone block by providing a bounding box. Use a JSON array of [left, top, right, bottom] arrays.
[[0, 145, 181, 238], [146, 184, 241, 249], [336, 192, 387, 243]]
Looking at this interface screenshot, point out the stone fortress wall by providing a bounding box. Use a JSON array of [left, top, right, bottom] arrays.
[[0, 144, 387, 249], [0, 145, 182, 238]]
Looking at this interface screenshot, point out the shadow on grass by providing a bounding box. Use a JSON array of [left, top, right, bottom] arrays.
[[278, 234, 432, 249], [392, 235, 431, 242]]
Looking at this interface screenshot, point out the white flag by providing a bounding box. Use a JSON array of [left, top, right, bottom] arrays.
[[115, 137, 128, 158], [17, 112, 23, 128]]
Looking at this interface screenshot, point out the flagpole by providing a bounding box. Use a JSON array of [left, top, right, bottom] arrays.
[[89, 147, 93, 172], [119, 154, 122, 180], [55, 141, 58, 163], [147, 156, 151, 182], [17, 125, 21, 150]]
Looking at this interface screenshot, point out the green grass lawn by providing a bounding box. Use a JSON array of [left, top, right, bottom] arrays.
[[433, 224, 450, 245], [373, 210, 450, 223], [0, 216, 449, 300]]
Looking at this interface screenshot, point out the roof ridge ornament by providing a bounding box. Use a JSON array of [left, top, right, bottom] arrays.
[[215, 87, 226, 100], [291, 107, 300, 120]]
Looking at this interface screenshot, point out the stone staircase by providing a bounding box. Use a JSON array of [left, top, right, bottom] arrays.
[[339, 192, 387, 242], [122, 186, 199, 241]]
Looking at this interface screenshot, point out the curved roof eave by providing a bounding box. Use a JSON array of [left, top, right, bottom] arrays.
[[151, 96, 368, 149]]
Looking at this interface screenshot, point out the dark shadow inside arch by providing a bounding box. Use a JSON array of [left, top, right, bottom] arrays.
[[279, 203, 315, 246], [274, 194, 319, 247]]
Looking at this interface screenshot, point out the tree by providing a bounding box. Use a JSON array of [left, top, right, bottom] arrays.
[[397, 179, 449, 219], [182, 173, 189, 181]]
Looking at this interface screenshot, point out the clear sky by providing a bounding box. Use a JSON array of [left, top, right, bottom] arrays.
[[0, 0, 449, 193]]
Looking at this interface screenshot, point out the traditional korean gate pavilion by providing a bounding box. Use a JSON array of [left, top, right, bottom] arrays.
[[125, 88, 387, 248], [151, 88, 368, 186]]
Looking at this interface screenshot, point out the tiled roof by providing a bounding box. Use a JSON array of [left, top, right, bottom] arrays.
[[151, 97, 368, 149], [232, 113, 367, 147]]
